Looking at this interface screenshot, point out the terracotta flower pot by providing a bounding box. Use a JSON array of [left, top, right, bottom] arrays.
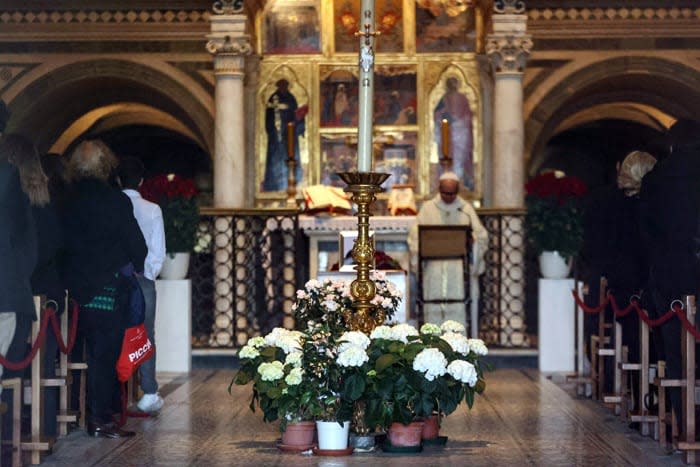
[[387, 421, 425, 447], [281, 421, 315, 446], [421, 414, 440, 440]]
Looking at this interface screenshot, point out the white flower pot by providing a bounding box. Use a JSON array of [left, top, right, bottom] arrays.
[[316, 420, 350, 450], [538, 251, 571, 279], [159, 252, 191, 280]]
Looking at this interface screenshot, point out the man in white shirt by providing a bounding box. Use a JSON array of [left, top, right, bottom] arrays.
[[407, 171, 488, 333], [117, 157, 166, 413]]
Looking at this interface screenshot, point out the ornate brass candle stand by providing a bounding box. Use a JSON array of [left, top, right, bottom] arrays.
[[337, 171, 390, 334]]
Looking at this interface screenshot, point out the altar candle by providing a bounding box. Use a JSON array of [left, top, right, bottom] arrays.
[[287, 121, 294, 160], [441, 118, 450, 159], [356, 0, 375, 172]]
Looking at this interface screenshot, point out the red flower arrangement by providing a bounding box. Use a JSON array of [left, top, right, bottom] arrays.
[[524, 172, 588, 257], [140, 174, 199, 253]]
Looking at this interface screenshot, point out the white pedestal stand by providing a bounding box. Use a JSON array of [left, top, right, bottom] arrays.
[[155, 279, 192, 373], [538, 278, 575, 373]]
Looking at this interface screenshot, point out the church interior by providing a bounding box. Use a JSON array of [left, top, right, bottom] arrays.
[[1, 0, 700, 465]]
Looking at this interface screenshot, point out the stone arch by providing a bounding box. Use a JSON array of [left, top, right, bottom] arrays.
[[6, 58, 213, 156], [525, 55, 700, 175]]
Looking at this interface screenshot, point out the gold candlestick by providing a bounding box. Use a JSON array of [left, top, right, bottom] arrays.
[[440, 118, 452, 172], [337, 171, 390, 334]]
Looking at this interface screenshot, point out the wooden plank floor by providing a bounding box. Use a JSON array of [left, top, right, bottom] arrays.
[[34, 368, 685, 466]]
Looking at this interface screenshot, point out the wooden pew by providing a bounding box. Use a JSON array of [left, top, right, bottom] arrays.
[[589, 278, 619, 402]]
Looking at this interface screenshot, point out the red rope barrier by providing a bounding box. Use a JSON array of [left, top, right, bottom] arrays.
[[571, 290, 609, 313], [0, 299, 81, 370], [608, 294, 636, 318], [0, 307, 53, 370], [675, 305, 700, 340], [48, 299, 80, 355]]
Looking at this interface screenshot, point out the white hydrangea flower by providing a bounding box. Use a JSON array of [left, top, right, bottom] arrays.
[[413, 348, 447, 381], [441, 320, 466, 334], [285, 367, 304, 386], [277, 335, 303, 354], [323, 299, 339, 312], [246, 336, 266, 349], [420, 323, 441, 336], [468, 338, 489, 356], [285, 351, 303, 367], [441, 332, 470, 355], [264, 327, 290, 347], [295, 289, 308, 300], [370, 325, 393, 340], [258, 361, 284, 381], [337, 345, 369, 368], [447, 360, 478, 386], [305, 279, 321, 291], [370, 270, 386, 281], [339, 331, 371, 351], [238, 345, 260, 359], [390, 323, 419, 343]]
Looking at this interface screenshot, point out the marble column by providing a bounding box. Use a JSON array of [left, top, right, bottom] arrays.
[[206, 2, 252, 347], [486, 2, 532, 208], [485, 1, 532, 347], [206, 7, 251, 208]]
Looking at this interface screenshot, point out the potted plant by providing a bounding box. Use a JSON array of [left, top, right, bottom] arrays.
[[360, 321, 487, 449], [524, 171, 587, 278], [139, 173, 199, 279], [231, 327, 319, 450]]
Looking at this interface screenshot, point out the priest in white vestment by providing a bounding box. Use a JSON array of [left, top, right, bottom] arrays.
[[407, 172, 488, 332]]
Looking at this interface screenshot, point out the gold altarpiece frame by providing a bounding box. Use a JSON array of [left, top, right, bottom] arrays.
[[253, 0, 485, 206]]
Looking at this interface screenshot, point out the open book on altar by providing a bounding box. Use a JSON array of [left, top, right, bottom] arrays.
[[302, 185, 353, 215]]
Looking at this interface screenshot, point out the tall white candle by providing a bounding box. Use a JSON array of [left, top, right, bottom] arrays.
[[356, 0, 375, 173]]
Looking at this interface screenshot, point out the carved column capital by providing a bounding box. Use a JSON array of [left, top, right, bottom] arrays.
[[486, 10, 532, 75], [485, 34, 533, 75], [207, 14, 251, 75], [206, 35, 252, 56]]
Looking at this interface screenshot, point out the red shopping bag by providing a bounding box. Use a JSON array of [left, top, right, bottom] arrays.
[[116, 323, 153, 383]]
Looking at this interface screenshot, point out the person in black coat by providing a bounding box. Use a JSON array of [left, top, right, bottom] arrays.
[[0, 133, 38, 460], [62, 139, 147, 439], [639, 119, 700, 437]]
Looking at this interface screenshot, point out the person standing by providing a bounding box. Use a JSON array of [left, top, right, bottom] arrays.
[[116, 157, 166, 414], [0, 129, 38, 452], [639, 119, 700, 437], [407, 171, 488, 328], [62, 140, 147, 438]]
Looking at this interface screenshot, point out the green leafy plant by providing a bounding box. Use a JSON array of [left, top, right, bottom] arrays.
[[231, 328, 322, 431], [360, 321, 487, 430], [524, 172, 587, 257], [140, 174, 199, 253]]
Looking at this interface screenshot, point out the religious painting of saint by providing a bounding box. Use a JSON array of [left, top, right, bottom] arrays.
[[415, 1, 476, 53], [320, 133, 357, 187], [261, 79, 309, 191], [433, 77, 474, 190], [320, 68, 359, 128], [334, 0, 404, 53], [263, 1, 321, 54], [374, 66, 417, 126]]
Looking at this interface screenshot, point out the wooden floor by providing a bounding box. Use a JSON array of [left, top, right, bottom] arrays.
[[32, 368, 686, 467]]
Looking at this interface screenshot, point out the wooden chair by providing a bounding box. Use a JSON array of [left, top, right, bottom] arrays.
[[57, 295, 86, 435], [653, 295, 700, 462], [0, 377, 22, 467], [416, 225, 472, 329], [589, 277, 618, 401], [20, 296, 56, 465], [619, 306, 658, 437], [567, 282, 593, 397]]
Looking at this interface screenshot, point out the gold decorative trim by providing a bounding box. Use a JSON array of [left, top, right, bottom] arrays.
[[0, 9, 210, 25]]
